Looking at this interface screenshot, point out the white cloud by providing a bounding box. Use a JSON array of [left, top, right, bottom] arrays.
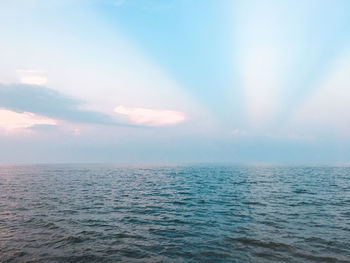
[[114, 105, 187, 126], [0, 108, 57, 130], [16, 70, 47, 85]]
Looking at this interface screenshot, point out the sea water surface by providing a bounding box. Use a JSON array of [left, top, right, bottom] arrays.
[[0, 164, 350, 262]]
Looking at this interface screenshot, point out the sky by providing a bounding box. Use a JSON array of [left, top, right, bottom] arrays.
[[0, 0, 350, 164]]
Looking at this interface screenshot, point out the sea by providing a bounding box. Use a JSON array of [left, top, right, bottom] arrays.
[[0, 164, 350, 262]]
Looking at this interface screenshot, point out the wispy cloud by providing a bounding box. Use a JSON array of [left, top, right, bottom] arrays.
[[114, 105, 187, 126]]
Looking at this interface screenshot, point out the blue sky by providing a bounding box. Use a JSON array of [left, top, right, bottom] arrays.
[[0, 0, 350, 163]]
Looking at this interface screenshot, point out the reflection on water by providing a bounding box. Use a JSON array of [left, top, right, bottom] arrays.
[[0, 164, 350, 262]]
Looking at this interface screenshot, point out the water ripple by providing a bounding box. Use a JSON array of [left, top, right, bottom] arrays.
[[1, 164, 350, 262]]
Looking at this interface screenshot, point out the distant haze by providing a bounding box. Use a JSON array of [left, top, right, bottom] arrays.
[[0, 0, 350, 163]]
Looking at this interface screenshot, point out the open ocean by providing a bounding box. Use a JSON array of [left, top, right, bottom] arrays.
[[0, 164, 350, 262]]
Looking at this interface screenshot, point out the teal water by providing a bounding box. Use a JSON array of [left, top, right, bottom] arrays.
[[0, 164, 350, 262]]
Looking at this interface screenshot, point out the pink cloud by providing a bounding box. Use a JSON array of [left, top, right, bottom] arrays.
[[0, 108, 57, 131], [114, 105, 187, 126]]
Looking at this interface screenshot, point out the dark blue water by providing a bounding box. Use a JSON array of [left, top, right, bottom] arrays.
[[1, 164, 350, 262]]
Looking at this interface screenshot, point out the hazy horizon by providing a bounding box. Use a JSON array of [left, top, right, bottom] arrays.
[[1, 0, 350, 163]]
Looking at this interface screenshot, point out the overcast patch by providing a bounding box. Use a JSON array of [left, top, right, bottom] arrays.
[[0, 83, 124, 126]]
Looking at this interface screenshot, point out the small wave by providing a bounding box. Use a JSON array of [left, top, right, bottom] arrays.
[[43, 222, 59, 229], [225, 237, 292, 252], [293, 251, 350, 263], [293, 188, 310, 194], [200, 251, 232, 259], [242, 201, 267, 206]]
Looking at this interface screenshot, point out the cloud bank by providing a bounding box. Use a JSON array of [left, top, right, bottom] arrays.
[[0, 83, 120, 126]]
